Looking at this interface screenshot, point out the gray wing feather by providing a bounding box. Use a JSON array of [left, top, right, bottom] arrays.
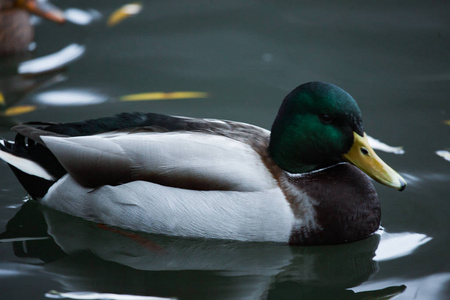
[[41, 132, 277, 192], [42, 136, 136, 187]]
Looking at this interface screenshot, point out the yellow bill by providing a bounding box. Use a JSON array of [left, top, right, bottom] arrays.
[[343, 132, 407, 191]]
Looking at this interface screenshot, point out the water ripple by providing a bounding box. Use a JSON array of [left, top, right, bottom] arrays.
[[18, 44, 85, 75], [367, 136, 405, 154], [64, 9, 101, 26], [374, 230, 432, 261], [436, 150, 450, 162], [45, 291, 175, 300], [34, 89, 107, 106]]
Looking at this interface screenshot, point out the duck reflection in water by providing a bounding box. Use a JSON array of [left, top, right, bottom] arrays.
[[0, 201, 407, 300]]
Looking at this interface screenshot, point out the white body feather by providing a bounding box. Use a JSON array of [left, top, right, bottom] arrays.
[[43, 175, 294, 242]]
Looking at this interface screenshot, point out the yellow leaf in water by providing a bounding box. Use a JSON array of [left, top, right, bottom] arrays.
[[107, 3, 142, 27], [443, 120, 450, 126], [2, 105, 37, 116], [121, 91, 209, 101], [0, 92, 5, 105]]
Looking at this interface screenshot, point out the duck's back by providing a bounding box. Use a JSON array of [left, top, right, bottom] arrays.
[[1, 112, 278, 198]]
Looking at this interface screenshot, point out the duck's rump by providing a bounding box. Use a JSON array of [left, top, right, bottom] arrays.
[[0, 112, 276, 199]]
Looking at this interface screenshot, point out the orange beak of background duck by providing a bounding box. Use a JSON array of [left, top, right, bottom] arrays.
[[343, 132, 407, 191], [16, 0, 65, 24]]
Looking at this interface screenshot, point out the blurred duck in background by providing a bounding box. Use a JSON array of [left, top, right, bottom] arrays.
[[0, 0, 65, 56]]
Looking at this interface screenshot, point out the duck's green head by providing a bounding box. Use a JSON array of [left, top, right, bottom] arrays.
[[269, 81, 406, 191]]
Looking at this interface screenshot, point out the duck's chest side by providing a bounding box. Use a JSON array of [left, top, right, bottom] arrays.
[[281, 163, 380, 245]]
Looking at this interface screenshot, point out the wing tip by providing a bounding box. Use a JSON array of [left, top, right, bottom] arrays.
[[0, 148, 56, 181]]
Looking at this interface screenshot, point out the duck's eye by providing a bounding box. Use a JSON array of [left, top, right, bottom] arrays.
[[319, 114, 333, 124]]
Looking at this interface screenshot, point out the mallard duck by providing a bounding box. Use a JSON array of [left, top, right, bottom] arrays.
[[0, 0, 64, 56], [0, 82, 406, 245]]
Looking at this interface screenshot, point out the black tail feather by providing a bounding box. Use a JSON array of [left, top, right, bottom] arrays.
[[1, 136, 66, 199], [10, 165, 55, 199]]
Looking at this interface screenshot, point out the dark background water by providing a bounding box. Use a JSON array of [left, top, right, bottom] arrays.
[[0, 1, 449, 299]]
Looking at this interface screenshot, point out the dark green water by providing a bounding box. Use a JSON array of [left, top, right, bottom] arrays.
[[0, 1, 449, 299]]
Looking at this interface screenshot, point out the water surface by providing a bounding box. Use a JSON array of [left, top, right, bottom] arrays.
[[0, 1, 449, 299]]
